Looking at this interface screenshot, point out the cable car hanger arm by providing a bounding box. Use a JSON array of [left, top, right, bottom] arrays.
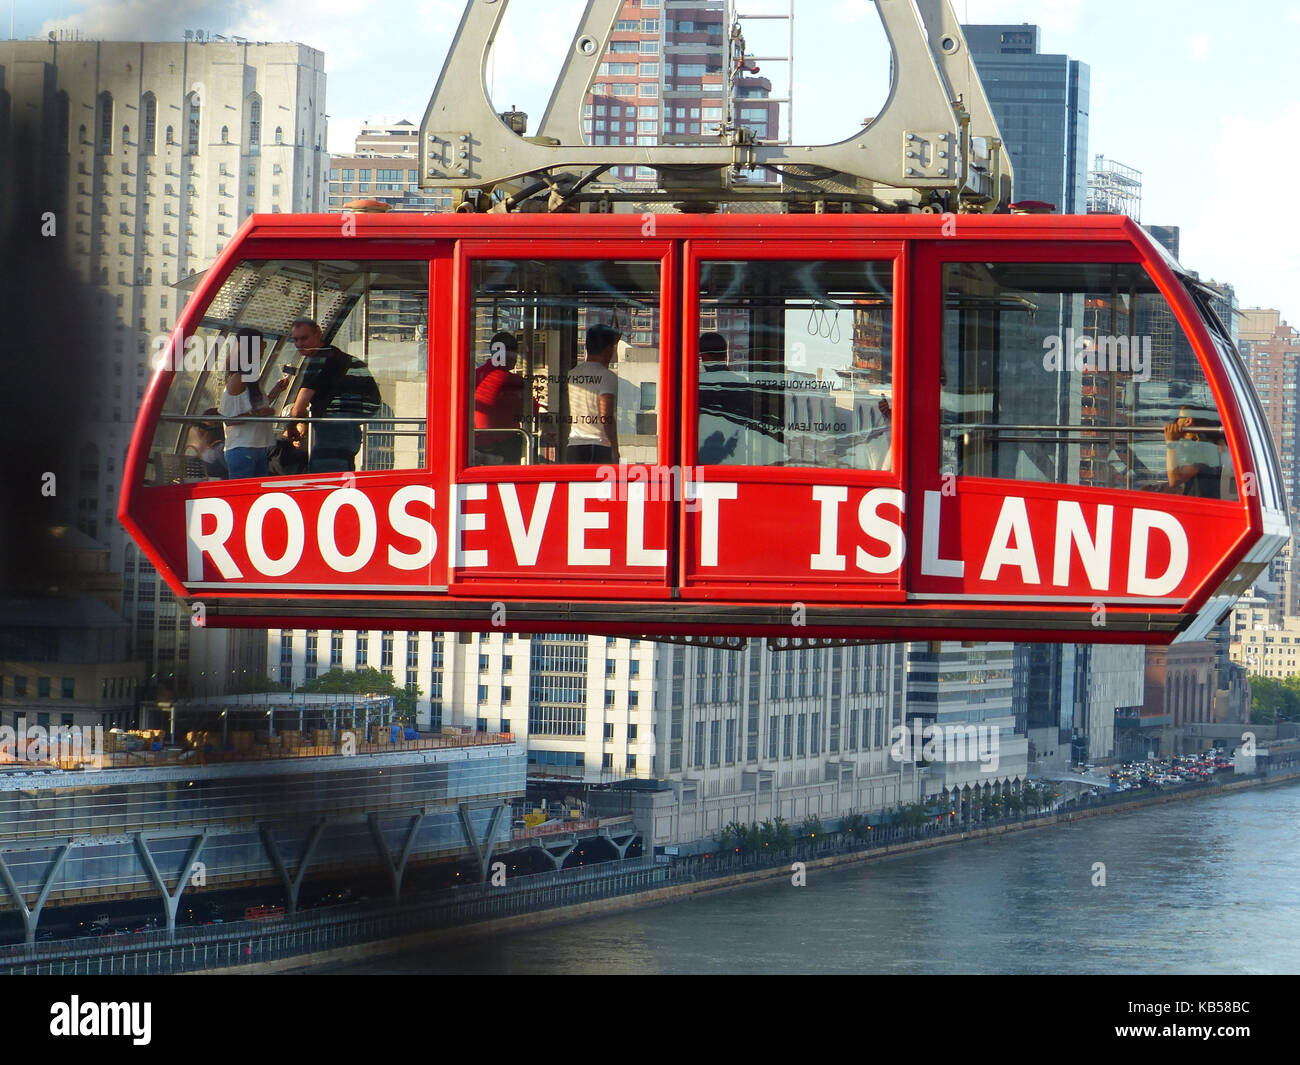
[[418, 0, 1012, 211]]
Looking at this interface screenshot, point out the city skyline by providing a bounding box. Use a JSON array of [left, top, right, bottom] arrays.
[[9, 0, 1300, 318], [1, 7, 1297, 985]]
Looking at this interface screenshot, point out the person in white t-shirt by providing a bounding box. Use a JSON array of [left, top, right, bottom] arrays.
[[566, 322, 621, 465], [220, 327, 290, 479]]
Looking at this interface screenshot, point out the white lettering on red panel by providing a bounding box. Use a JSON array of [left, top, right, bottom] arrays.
[[182, 481, 1192, 598]]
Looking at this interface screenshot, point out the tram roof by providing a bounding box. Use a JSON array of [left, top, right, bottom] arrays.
[[222, 210, 1155, 247]]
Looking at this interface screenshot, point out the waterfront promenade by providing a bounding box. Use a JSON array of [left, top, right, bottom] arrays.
[[4, 760, 1296, 974]]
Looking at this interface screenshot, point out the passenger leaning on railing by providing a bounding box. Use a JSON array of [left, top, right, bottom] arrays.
[[1164, 406, 1233, 500], [185, 410, 228, 479], [221, 327, 290, 479], [283, 317, 382, 474]]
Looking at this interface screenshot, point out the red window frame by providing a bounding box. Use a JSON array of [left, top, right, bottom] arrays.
[[679, 238, 908, 602], [906, 238, 1252, 617], [446, 237, 679, 601]]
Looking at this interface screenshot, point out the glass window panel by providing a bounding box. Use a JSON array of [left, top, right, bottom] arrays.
[[469, 259, 661, 467], [147, 260, 428, 485], [941, 261, 1235, 498], [697, 259, 894, 469]]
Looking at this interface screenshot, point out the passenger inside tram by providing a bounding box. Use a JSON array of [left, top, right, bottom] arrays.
[[469, 258, 660, 468], [184, 410, 227, 479], [283, 316, 383, 474], [220, 327, 291, 480], [697, 332, 748, 464], [565, 322, 622, 465], [1164, 405, 1234, 500], [473, 331, 539, 465], [940, 260, 1237, 497]]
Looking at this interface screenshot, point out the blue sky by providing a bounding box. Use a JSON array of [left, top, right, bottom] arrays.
[[13, 0, 1300, 318]]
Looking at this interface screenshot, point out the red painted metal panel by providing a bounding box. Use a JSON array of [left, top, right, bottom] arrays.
[[116, 212, 1278, 641]]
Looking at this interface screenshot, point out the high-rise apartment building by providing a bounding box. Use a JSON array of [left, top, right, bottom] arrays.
[[0, 39, 327, 696], [1239, 308, 1300, 617], [1240, 309, 1300, 507], [583, 0, 779, 186], [327, 120, 453, 212], [963, 23, 1089, 213]]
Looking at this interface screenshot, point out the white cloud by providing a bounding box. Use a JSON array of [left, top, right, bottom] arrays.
[[40, 0, 225, 40], [1189, 31, 1211, 62]]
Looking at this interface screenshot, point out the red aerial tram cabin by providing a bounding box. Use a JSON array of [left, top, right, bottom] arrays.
[[119, 211, 1288, 645]]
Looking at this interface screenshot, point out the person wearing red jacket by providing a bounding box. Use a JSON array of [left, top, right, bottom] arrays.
[[474, 331, 538, 464], [474, 331, 527, 430]]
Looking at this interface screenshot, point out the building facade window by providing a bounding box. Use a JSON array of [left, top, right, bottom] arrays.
[[248, 96, 261, 153], [528, 635, 588, 736], [186, 93, 200, 154], [97, 92, 114, 154], [141, 93, 157, 154]]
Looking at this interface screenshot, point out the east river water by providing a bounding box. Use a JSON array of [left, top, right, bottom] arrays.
[[320, 781, 1300, 974]]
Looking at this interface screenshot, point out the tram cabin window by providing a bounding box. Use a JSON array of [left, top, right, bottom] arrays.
[[468, 259, 661, 467], [941, 261, 1237, 501], [696, 260, 894, 470], [147, 260, 428, 485]]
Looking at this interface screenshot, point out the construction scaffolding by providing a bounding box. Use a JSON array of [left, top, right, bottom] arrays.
[[1087, 154, 1142, 220]]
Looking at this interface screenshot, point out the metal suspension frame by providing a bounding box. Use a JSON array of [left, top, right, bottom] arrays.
[[418, 0, 1012, 212]]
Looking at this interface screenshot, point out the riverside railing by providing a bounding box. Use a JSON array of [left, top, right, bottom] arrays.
[[2, 767, 1279, 974], [0, 855, 675, 975]]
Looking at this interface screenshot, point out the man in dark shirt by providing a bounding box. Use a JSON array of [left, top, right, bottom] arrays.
[[284, 317, 378, 473]]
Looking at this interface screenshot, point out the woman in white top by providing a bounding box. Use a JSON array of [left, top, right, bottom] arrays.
[[220, 328, 290, 479]]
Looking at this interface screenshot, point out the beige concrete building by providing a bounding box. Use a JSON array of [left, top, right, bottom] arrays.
[[0, 527, 143, 730], [0, 39, 327, 695], [327, 120, 452, 212], [1232, 617, 1300, 680]]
